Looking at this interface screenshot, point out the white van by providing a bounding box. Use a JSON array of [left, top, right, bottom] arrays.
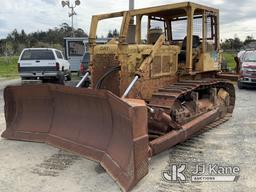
[[18, 48, 71, 84], [64, 37, 109, 72]]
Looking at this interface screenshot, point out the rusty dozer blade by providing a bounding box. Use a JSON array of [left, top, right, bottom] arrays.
[[1, 84, 149, 192]]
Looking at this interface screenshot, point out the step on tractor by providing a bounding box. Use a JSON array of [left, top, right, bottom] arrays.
[[2, 2, 235, 191]]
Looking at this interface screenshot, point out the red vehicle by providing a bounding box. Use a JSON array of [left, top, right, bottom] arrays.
[[238, 50, 256, 89]]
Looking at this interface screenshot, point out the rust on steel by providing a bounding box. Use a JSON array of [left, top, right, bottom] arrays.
[[2, 84, 149, 192], [217, 72, 239, 81], [148, 79, 235, 155], [1, 1, 237, 192]]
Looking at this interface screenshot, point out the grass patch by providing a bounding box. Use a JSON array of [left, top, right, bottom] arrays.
[[71, 72, 81, 81], [0, 56, 19, 78], [0, 53, 237, 79], [223, 52, 236, 70]]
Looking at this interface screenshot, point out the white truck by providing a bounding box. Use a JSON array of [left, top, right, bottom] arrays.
[[18, 48, 71, 84]]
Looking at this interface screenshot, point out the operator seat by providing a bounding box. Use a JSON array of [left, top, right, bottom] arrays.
[[178, 35, 201, 63]]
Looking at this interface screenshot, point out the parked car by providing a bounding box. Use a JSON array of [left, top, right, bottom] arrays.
[[18, 48, 71, 84], [79, 52, 90, 87], [237, 50, 256, 89]]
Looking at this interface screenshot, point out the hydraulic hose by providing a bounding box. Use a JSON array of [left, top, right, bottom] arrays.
[[95, 66, 121, 89]]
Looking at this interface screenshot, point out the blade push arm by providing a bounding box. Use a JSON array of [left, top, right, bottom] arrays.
[[122, 34, 165, 98], [136, 34, 165, 77]]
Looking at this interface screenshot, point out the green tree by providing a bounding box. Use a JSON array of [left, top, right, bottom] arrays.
[[0, 23, 89, 56], [112, 29, 119, 37], [107, 29, 119, 38], [244, 35, 255, 46], [233, 37, 243, 50], [221, 37, 243, 50], [107, 30, 113, 38]]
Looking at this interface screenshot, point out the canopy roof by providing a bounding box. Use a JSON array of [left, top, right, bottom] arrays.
[[94, 2, 219, 20]]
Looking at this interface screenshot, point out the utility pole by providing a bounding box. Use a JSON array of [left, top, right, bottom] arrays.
[[61, 0, 81, 37]]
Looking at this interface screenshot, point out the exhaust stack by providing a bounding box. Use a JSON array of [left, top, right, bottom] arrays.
[[129, 0, 134, 10], [127, 0, 135, 43]]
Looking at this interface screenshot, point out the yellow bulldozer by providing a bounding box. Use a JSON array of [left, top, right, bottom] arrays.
[[2, 2, 235, 191]]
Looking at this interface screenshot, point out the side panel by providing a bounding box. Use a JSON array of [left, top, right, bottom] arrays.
[[69, 56, 83, 71], [92, 44, 180, 100], [121, 45, 180, 100], [92, 58, 120, 95]]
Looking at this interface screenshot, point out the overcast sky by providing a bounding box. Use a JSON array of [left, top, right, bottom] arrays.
[[0, 0, 255, 40]]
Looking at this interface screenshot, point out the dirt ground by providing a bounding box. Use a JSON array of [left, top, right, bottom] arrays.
[[0, 79, 255, 192]]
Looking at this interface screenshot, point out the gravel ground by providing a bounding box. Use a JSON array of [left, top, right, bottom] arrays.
[[0, 79, 255, 192]]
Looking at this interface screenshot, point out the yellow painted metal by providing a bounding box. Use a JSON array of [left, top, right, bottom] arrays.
[[89, 1, 221, 99]]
